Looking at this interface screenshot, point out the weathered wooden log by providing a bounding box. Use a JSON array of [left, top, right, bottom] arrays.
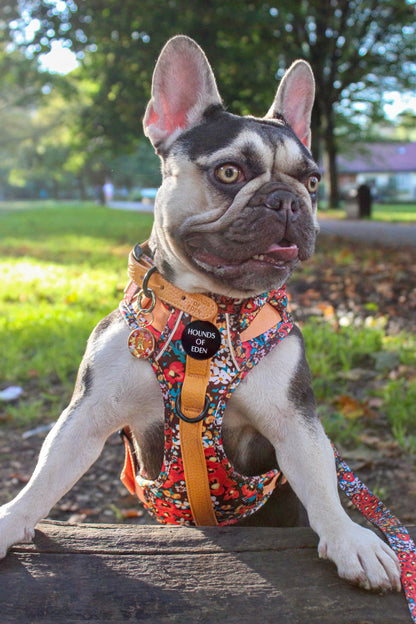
[[0, 521, 414, 623]]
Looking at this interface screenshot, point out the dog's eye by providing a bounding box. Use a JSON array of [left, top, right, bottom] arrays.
[[306, 175, 319, 194], [215, 164, 243, 184]]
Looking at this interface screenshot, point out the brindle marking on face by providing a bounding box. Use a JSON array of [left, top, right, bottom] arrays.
[[174, 106, 313, 166], [161, 259, 176, 284]]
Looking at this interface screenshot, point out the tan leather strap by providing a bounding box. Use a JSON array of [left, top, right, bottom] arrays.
[[179, 351, 218, 526], [127, 251, 217, 321], [240, 302, 282, 342]]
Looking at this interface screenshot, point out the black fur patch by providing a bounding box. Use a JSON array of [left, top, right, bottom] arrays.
[[161, 259, 176, 284], [288, 325, 316, 419], [81, 364, 93, 397], [66, 360, 93, 416], [93, 309, 120, 337], [173, 108, 311, 164]]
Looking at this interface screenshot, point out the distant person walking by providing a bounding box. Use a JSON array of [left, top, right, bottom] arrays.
[[103, 180, 114, 204]]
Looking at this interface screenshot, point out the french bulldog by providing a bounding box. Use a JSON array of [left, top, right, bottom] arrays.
[[0, 35, 401, 593]]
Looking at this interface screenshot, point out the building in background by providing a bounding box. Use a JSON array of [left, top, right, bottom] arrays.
[[338, 142, 416, 202]]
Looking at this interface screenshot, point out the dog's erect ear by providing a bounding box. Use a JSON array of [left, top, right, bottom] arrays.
[[265, 60, 315, 149], [143, 35, 222, 151]]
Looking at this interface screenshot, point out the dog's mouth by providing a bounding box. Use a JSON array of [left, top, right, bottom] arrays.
[[186, 239, 299, 275]]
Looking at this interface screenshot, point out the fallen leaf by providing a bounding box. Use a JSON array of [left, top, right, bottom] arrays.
[[10, 472, 30, 484], [335, 395, 374, 420], [317, 302, 335, 319], [121, 508, 144, 519]]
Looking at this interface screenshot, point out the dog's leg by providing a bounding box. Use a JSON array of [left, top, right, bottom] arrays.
[[0, 312, 157, 558], [0, 400, 110, 558], [237, 329, 402, 592], [274, 419, 401, 591]]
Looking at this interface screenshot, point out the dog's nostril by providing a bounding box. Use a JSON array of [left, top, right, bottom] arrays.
[[266, 191, 299, 214], [290, 198, 300, 213]]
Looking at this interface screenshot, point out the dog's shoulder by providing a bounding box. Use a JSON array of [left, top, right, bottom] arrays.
[[231, 324, 316, 426]]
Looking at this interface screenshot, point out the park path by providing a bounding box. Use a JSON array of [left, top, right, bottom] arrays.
[[319, 217, 416, 247], [108, 201, 416, 247]]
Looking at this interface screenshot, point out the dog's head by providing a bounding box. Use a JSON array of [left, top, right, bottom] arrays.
[[144, 35, 320, 298]]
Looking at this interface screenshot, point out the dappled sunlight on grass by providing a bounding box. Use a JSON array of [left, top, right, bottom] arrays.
[[0, 201, 153, 267], [0, 202, 153, 422], [1, 235, 133, 266], [2, 259, 125, 305]]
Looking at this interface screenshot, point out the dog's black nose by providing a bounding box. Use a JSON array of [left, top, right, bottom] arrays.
[[265, 189, 300, 215]]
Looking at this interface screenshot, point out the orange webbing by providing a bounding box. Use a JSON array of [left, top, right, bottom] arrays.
[[179, 352, 218, 526]]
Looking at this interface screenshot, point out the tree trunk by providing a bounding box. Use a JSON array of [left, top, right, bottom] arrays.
[[310, 105, 322, 166], [77, 175, 87, 200], [52, 179, 60, 200], [322, 103, 340, 208]]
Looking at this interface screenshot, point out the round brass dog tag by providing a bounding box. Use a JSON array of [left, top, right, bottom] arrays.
[[128, 328, 155, 359]]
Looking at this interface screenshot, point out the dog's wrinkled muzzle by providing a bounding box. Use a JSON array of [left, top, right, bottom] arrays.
[[248, 182, 301, 223]]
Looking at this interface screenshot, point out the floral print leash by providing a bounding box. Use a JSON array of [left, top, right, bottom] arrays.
[[334, 443, 416, 622]]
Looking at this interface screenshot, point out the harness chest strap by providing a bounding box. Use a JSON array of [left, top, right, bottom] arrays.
[[126, 250, 219, 525], [124, 248, 282, 527], [179, 351, 218, 526], [176, 302, 282, 526]]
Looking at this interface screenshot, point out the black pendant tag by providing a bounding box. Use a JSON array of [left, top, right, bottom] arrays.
[[181, 320, 221, 360]]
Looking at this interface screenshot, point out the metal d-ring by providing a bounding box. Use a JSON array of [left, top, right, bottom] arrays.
[[175, 391, 210, 423], [136, 266, 158, 314], [136, 288, 156, 314], [142, 266, 157, 298]]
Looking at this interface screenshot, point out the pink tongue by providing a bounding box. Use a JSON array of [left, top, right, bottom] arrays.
[[265, 243, 298, 260]]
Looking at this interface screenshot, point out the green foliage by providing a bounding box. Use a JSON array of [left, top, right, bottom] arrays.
[[8, 1, 416, 155], [2, 1, 416, 204]]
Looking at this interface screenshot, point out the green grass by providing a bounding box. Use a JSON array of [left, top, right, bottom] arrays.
[[320, 202, 416, 223], [302, 321, 416, 453], [0, 201, 153, 423], [1, 200, 415, 455]]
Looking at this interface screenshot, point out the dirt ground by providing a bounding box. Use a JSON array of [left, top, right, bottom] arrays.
[[0, 233, 415, 528]]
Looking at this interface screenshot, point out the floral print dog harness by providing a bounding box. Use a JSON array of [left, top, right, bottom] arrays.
[[119, 247, 416, 623], [119, 254, 293, 526]]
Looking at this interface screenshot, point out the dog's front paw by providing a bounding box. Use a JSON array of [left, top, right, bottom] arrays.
[[318, 522, 401, 592], [0, 505, 35, 559]]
